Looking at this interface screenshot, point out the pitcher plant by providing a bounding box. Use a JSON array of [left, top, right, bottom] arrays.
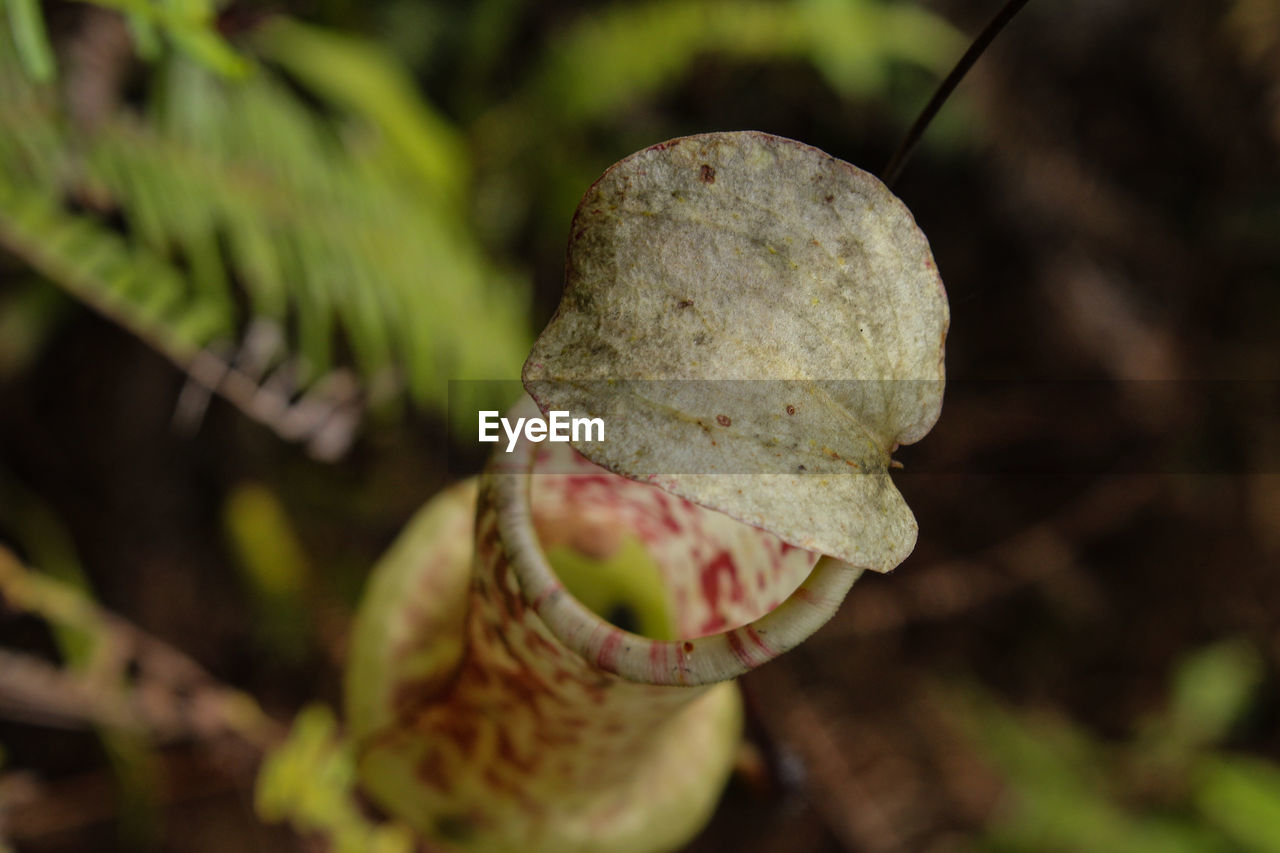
[[345, 131, 949, 852]]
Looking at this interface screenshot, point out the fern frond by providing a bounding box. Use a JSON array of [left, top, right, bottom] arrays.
[[0, 16, 530, 452]]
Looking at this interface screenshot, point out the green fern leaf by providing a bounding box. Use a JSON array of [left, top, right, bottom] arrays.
[[0, 17, 530, 450]]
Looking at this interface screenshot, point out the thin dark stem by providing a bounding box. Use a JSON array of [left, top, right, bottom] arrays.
[[881, 0, 1033, 188]]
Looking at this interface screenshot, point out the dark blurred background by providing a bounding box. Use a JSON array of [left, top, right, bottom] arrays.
[[1, 0, 1278, 850]]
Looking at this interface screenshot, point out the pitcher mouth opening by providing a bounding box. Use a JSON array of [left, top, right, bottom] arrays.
[[489, 396, 866, 686]]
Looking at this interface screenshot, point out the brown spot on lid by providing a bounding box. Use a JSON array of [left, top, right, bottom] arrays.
[[716, 414, 731, 427], [700, 164, 716, 184], [786, 405, 796, 415]]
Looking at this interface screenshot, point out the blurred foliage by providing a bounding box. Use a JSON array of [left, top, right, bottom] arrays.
[[0, 482, 163, 846], [0, 544, 278, 741], [1194, 757, 1280, 852], [255, 704, 414, 853], [0, 4, 530, 451], [0, 275, 70, 379], [470, 0, 963, 255], [223, 481, 314, 662], [529, 0, 959, 119], [2, 0, 248, 79], [961, 639, 1280, 853], [3, 0, 54, 81], [223, 482, 310, 601]]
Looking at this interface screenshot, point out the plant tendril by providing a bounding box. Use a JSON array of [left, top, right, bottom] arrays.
[[882, 0, 1033, 188]]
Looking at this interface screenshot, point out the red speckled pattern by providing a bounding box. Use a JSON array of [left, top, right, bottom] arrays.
[[357, 439, 816, 850], [526, 442, 818, 639]]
